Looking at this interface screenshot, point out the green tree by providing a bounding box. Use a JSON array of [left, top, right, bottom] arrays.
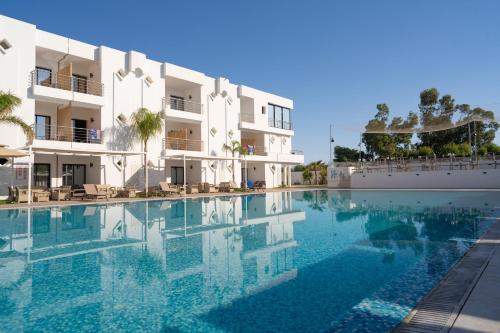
[[0, 92, 34, 141], [334, 146, 368, 162], [130, 107, 165, 195], [222, 140, 244, 183], [302, 168, 312, 184]]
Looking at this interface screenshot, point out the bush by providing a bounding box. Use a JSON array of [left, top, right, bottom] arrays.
[[417, 146, 433, 157], [443, 143, 471, 157]]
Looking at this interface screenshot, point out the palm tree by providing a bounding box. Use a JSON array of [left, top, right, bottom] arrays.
[[222, 140, 244, 183], [306, 160, 325, 185], [130, 107, 165, 196], [0, 92, 34, 141]]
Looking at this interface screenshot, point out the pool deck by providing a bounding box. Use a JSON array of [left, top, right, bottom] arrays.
[[0, 185, 326, 210], [394, 216, 500, 333]]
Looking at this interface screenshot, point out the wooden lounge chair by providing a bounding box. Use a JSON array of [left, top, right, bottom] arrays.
[[83, 184, 108, 200], [159, 182, 180, 196]]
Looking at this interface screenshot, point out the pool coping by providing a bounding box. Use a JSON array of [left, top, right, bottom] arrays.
[[392, 214, 500, 333], [0, 186, 326, 210]]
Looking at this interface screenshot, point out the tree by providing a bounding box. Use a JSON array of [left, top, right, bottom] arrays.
[[334, 146, 367, 162], [305, 160, 326, 185], [222, 140, 244, 183], [0, 92, 34, 141], [302, 169, 312, 184], [130, 108, 165, 195], [362, 104, 418, 158]]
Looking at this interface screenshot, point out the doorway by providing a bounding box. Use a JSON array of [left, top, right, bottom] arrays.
[[171, 166, 184, 185], [62, 164, 86, 186], [72, 119, 87, 142], [33, 163, 51, 188]]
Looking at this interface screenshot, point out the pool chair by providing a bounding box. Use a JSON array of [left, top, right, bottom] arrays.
[[32, 188, 50, 202], [203, 182, 217, 193], [83, 184, 108, 200], [15, 187, 29, 203], [159, 182, 181, 196], [254, 181, 267, 192], [186, 184, 198, 194], [7, 186, 16, 202]]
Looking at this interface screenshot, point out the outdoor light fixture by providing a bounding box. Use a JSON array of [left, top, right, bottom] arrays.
[[145, 76, 154, 85], [89, 162, 94, 167]]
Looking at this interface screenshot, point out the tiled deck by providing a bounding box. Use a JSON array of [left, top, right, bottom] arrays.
[[0, 185, 326, 210], [394, 216, 500, 333]]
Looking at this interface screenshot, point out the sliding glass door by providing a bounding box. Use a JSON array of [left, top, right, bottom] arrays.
[[62, 164, 86, 186], [33, 163, 51, 188]]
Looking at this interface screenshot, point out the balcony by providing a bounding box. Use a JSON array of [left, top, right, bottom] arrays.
[[165, 138, 203, 152], [33, 124, 103, 144], [30, 68, 104, 108], [163, 96, 203, 123]]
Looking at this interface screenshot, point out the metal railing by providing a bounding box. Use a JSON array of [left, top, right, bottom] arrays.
[[268, 118, 293, 130], [163, 96, 203, 114], [291, 149, 304, 155], [30, 68, 103, 96], [165, 137, 203, 151], [33, 124, 103, 144], [340, 156, 499, 174]]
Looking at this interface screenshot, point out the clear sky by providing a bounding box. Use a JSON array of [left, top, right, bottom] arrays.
[[2, 0, 500, 162]]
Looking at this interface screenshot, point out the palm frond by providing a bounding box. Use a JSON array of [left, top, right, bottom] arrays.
[[0, 92, 22, 116], [0, 115, 34, 140]]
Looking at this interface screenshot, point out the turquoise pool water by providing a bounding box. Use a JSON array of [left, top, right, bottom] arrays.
[[0, 190, 499, 332]]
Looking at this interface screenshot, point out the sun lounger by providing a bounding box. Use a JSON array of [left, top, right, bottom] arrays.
[[159, 182, 181, 196], [83, 184, 108, 200]]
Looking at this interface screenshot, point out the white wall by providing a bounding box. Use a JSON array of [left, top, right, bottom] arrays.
[[328, 166, 500, 189]]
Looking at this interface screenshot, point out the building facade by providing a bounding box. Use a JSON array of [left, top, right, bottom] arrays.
[[0, 15, 304, 193]]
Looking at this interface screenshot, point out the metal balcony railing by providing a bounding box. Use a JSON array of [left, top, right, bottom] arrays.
[[291, 149, 304, 155], [165, 137, 203, 151], [33, 124, 103, 144], [268, 118, 293, 130], [30, 68, 104, 96], [163, 96, 203, 114]]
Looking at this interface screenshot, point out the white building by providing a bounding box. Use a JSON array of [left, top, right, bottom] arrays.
[[0, 15, 304, 193]]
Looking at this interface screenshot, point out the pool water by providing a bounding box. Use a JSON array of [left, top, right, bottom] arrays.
[[0, 190, 499, 332]]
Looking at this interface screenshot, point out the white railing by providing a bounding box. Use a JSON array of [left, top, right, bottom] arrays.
[[163, 96, 203, 114], [30, 69, 103, 96], [165, 137, 203, 151], [33, 124, 103, 144]]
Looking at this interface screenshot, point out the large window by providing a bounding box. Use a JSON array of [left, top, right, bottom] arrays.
[[268, 104, 292, 130], [35, 115, 51, 140]]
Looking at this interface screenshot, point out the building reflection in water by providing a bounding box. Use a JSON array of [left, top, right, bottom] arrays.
[[0, 192, 304, 331]]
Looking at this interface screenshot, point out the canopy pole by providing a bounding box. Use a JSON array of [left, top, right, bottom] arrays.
[[244, 156, 248, 191], [27, 146, 32, 205], [183, 154, 186, 196], [11, 157, 14, 189]]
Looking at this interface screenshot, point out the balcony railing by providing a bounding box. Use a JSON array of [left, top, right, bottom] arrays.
[[165, 137, 203, 151], [268, 118, 293, 130], [291, 149, 304, 155], [164, 96, 202, 114], [33, 124, 103, 144], [30, 69, 104, 96], [242, 145, 267, 156]]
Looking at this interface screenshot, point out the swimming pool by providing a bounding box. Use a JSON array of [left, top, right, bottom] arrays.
[[0, 190, 499, 332]]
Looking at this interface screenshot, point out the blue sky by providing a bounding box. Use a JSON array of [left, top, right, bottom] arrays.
[[2, 0, 500, 162]]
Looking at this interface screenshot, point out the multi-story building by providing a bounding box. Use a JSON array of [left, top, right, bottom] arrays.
[[0, 15, 304, 192]]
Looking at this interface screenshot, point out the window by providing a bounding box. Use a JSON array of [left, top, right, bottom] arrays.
[[62, 164, 86, 186], [35, 67, 52, 86], [35, 115, 51, 140], [267, 104, 292, 130], [268, 104, 275, 127], [171, 166, 184, 185]]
